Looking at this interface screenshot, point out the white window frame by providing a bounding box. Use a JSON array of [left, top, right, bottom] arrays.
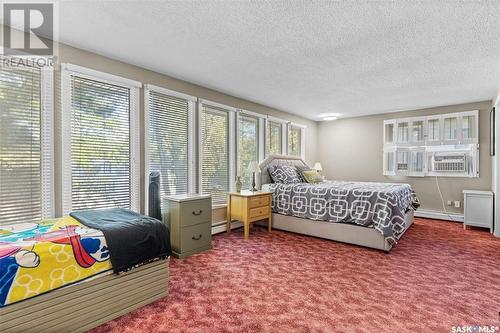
[[144, 84, 197, 215], [383, 119, 396, 147], [383, 148, 396, 176], [61, 63, 142, 214], [409, 148, 426, 177], [198, 99, 237, 207], [459, 110, 479, 144], [442, 112, 461, 144], [3, 61, 56, 219], [40, 65, 55, 218], [236, 109, 265, 179], [144, 85, 197, 205], [265, 115, 287, 156], [287, 122, 307, 159]]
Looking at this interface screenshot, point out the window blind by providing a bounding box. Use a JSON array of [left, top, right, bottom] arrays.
[[148, 90, 189, 199], [238, 114, 258, 189], [70, 76, 131, 210], [288, 125, 302, 156], [0, 66, 43, 224], [201, 105, 229, 205], [266, 120, 282, 156]]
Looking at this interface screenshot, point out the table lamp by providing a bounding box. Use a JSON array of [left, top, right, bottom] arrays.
[[247, 161, 259, 191]]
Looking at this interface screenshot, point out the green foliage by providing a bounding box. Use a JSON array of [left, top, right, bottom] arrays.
[[238, 115, 258, 189], [201, 108, 229, 204]]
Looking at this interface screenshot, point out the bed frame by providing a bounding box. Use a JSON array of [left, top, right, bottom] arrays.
[[1, 259, 169, 333], [259, 155, 414, 252]]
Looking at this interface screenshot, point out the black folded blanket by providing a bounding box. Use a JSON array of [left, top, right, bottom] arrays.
[[70, 208, 171, 273]]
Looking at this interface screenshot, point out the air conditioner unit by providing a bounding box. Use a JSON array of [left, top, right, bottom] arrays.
[[432, 153, 466, 172]]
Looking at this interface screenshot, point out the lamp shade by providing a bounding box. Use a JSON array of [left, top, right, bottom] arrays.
[[313, 162, 323, 171], [247, 161, 259, 173]]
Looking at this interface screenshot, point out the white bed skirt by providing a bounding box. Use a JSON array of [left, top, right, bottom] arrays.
[[261, 210, 414, 252]]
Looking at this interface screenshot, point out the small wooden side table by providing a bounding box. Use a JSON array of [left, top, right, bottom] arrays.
[[226, 191, 272, 239]]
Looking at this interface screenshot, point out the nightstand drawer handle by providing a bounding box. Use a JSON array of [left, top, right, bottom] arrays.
[[192, 210, 203, 216], [192, 234, 203, 240]]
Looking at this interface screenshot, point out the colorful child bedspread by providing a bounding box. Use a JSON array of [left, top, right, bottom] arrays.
[[0, 216, 112, 307]]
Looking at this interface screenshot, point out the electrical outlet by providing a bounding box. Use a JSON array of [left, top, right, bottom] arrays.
[[454, 201, 461, 208], [447, 200, 453, 206]]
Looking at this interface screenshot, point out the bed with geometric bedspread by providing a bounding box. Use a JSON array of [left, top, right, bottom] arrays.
[[268, 180, 419, 243], [259, 155, 418, 251]]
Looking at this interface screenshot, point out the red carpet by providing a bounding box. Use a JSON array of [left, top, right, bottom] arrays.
[[91, 218, 500, 333]]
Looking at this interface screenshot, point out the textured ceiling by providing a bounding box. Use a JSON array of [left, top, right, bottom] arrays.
[[14, 1, 500, 120]]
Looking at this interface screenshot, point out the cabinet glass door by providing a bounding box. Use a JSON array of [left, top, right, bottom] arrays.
[[461, 112, 478, 143], [383, 150, 395, 176], [396, 150, 409, 175], [426, 117, 440, 143], [397, 120, 409, 144], [443, 114, 459, 142], [411, 119, 425, 144], [384, 121, 395, 145], [409, 150, 425, 176]]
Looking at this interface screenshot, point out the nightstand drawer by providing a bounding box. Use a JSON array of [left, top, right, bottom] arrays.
[[182, 223, 211, 252], [181, 199, 211, 227], [249, 206, 269, 218], [248, 195, 270, 208]]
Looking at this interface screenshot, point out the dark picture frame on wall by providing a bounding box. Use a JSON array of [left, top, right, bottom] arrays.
[[490, 107, 495, 156]]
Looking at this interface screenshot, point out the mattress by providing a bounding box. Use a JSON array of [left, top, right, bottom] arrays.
[[0, 216, 113, 307], [264, 180, 419, 242]]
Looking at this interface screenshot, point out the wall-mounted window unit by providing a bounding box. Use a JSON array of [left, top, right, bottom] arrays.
[[382, 110, 479, 178]]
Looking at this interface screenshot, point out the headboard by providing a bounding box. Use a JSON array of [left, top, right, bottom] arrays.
[[258, 155, 309, 186]]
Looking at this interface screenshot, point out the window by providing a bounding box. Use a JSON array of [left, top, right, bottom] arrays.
[[443, 114, 458, 141], [411, 120, 424, 143], [200, 103, 231, 205], [62, 64, 140, 213], [382, 111, 479, 177], [397, 120, 409, 143], [396, 150, 409, 172], [427, 117, 440, 142], [238, 114, 259, 189], [383, 149, 395, 176], [462, 115, 475, 140], [0, 64, 53, 224], [409, 149, 425, 176], [384, 120, 395, 145], [287, 124, 304, 157], [145, 86, 195, 211], [265, 120, 283, 156]]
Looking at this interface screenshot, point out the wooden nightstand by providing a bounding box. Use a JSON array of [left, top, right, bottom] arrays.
[[164, 194, 212, 258], [226, 191, 272, 239]]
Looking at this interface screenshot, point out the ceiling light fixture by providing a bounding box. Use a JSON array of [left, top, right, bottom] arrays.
[[318, 113, 343, 118]]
